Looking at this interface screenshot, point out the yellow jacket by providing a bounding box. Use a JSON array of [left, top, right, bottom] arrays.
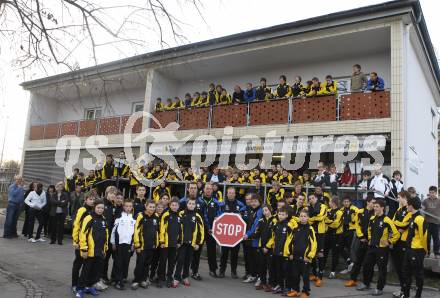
[[317, 80, 337, 96], [393, 206, 412, 241], [326, 209, 344, 234], [152, 186, 171, 202], [367, 215, 400, 248], [406, 211, 428, 252], [155, 102, 164, 112], [218, 94, 232, 105], [266, 217, 298, 257], [79, 214, 109, 257], [72, 206, 91, 246], [309, 203, 327, 234]]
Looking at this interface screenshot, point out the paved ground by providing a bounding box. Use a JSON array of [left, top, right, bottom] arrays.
[[0, 211, 438, 298]]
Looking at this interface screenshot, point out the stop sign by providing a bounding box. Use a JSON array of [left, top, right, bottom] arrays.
[[212, 213, 246, 247]]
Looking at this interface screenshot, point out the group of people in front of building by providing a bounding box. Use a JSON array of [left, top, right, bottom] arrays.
[[154, 64, 385, 111], [3, 157, 439, 298]]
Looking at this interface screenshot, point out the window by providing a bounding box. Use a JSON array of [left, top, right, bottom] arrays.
[[431, 108, 437, 139], [85, 108, 102, 120], [132, 102, 144, 113]]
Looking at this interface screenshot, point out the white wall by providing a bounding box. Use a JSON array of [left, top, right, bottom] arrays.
[[149, 71, 178, 111], [172, 52, 391, 99], [29, 93, 59, 125], [56, 88, 145, 122], [405, 37, 438, 193]]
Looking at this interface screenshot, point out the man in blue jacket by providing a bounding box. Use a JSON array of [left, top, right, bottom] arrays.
[[243, 82, 257, 103], [367, 72, 385, 91], [3, 175, 25, 238]]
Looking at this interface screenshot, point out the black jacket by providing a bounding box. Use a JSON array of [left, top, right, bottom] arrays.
[[49, 192, 69, 216]]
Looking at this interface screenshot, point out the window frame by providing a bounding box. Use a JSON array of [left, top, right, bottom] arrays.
[[84, 107, 102, 120]]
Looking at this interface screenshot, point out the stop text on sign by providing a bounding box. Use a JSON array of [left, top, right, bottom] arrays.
[[215, 223, 243, 237], [212, 213, 246, 247]]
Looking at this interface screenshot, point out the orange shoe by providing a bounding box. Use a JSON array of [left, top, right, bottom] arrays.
[[344, 280, 357, 287], [299, 292, 309, 298], [309, 275, 317, 281], [287, 290, 299, 297], [314, 278, 322, 287]]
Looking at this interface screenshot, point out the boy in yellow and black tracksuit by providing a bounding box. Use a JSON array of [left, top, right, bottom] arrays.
[[254, 205, 276, 290], [391, 191, 412, 295], [158, 199, 181, 287], [308, 195, 327, 286], [265, 208, 297, 294], [323, 198, 343, 277], [339, 198, 360, 272], [267, 183, 285, 212], [71, 193, 95, 292], [173, 199, 205, 286], [289, 209, 317, 298], [401, 197, 428, 298], [132, 200, 160, 289], [357, 200, 400, 295], [76, 200, 108, 297], [345, 197, 375, 287]]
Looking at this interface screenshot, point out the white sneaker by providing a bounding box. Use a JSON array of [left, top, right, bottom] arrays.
[[94, 281, 108, 291], [243, 276, 256, 283], [347, 262, 354, 272], [329, 272, 336, 279], [340, 268, 350, 274], [36, 238, 46, 242], [254, 278, 261, 287], [28, 238, 37, 243]]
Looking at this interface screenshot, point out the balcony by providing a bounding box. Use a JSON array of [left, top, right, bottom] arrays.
[[29, 114, 143, 140], [28, 91, 390, 140], [151, 90, 391, 130]]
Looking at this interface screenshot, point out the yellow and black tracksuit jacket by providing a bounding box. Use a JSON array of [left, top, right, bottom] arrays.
[[85, 175, 97, 190], [79, 213, 109, 257], [213, 190, 223, 203], [266, 218, 298, 257], [178, 209, 204, 247], [266, 188, 285, 211], [393, 206, 412, 242], [355, 208, 374, 240], [254, 215, 277, 248], [147, 169, 164, 180], [76, 178, 86, 192], [198, 96, 209, 107], [308, 202, 327, 235], [155, 102, 164, 112], [341, 205, 360, 232], [200, 173, 207, 183], [291, 223, 317, 260], [238, 176, 253, 196], [152, 186, 171, 202], [250, 172, 266, 184], [101, 162, 117, 180], [184, 173, 198, 182], [191, 96, 201, 107], [279, 175, 292, 186], [291, 82, 305, 97], [207, 90, 219, 106], [116, 163, 130, 178], [72, 205, 93, 246], [367, 214, 400, 247], [306, 83, 321, 97], [134, 213, 160, 250], [315, 192, 331, 208], [159, 210, 181, 248], [317, 81, 337, 96], [218, 94, 232, 105], [326, 208, 344, 235], [406, 211, 428, 252], [164, 102, 176, 110], [65, 175, 78, 192], [273, 83, 292, 98], [255, 86, 271, 101]]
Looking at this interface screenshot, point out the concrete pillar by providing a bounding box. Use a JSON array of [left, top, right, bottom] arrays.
[[390, 21, 404, 174]]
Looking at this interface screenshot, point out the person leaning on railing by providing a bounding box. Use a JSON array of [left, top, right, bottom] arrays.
[[232, 85, 244, 104], [350, 64, 368, 92], [317, 75, 337, 96], [255, 77, 272, 101], [154, 97, 164, 112], [366, 72, 385, 92], [306, 77, 321, 97], [273, 75, 292, 99]]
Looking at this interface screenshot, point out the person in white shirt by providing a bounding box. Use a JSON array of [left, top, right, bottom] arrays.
[[388, 170, 404, 217], [369, 166, 390, 200], [24, 182, 47, 242], [111, 200, 136, 290]]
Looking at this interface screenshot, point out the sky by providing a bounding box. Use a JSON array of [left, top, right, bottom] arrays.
[[0, 0, 439, 163]]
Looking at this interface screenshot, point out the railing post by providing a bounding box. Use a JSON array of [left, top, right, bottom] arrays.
[[336, 95, 340, 121], [184, 180, 188, 196], [246, 103, 250, 127], [96, 118, 100, 135], [223, 182, 227, 197], [288, 97, 292, 124], [208, 105, 212, 129]]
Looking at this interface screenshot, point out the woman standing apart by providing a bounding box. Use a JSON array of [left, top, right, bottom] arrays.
[[49, 182, 70, 245]]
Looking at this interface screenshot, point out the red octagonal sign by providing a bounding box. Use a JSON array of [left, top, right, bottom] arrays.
[[212, 213, 246, 247]]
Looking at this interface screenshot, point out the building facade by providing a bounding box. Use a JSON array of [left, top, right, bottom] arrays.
[[20, 1, 439, 194]]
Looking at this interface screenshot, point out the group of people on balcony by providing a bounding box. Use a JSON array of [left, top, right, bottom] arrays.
[[154, 64, 385, 112]]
